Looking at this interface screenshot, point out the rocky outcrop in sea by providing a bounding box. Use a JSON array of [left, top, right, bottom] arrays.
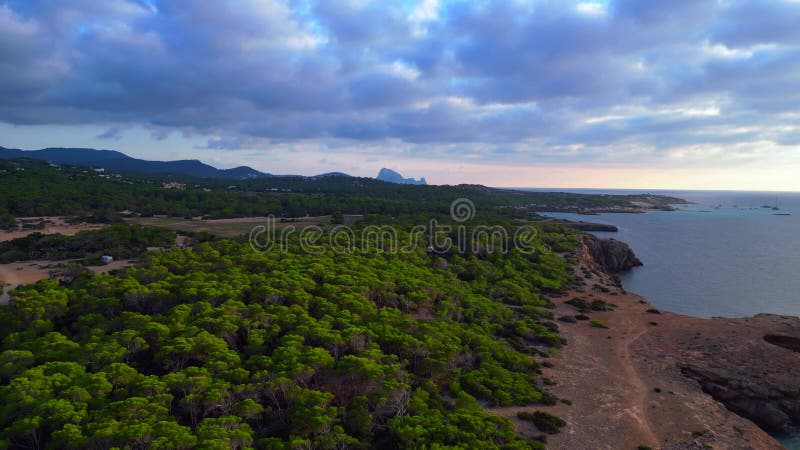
[[580, 235, 643, 273]]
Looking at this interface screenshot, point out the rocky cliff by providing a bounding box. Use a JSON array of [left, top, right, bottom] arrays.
[[581, 235, 642, 273]]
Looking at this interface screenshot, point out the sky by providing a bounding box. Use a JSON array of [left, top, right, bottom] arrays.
[[2, 0, 800, 190]]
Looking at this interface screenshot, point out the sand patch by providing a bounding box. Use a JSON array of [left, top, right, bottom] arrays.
[[0, 259, 133, 304], [0, 261, 57, 304], [0, 217, 105, 242]]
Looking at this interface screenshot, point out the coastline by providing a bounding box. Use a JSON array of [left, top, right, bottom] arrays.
[[499, 234, 799, 448]]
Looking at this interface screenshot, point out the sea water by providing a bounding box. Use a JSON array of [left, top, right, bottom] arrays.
[[529, 189, 800, 318]]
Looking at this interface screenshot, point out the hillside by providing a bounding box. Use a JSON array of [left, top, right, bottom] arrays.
[[0, 146, 271, 180], [0, 158, 685, 226]]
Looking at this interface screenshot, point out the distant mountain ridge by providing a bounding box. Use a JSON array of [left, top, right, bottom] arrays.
[[376, 168, 427, 185], [0, 146, 351, 180]]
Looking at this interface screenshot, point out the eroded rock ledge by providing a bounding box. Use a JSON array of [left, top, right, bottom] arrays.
[[671, 315, 800, 434], [580, 234, 643, 273]]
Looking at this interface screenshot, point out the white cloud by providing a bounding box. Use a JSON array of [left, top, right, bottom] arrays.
[[410, 0, 439, 35], [575, 2, 607, 16]]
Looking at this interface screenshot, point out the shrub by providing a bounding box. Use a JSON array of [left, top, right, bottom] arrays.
[[574, 314, 590, 321], [565, 297, 589, 310], [590, 300, 610, 311], [539, 390, 558, 405], [540, 320, 559, 332], [558, 315, 576, 323], [588, 319, 607, 328], [646, 308, 661, 314], [517, 411, 566, 434]]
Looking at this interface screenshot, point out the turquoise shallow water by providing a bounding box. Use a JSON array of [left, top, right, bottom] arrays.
[[520, 189, 800, 448]]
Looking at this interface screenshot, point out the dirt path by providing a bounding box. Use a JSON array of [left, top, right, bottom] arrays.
[[618, 324, 659, 446], [537, 289, 664, 450], [489, 288, 662, 448], [488, 266, 783, 449]]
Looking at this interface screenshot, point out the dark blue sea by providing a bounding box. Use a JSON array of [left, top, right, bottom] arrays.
[[524, 189, 800, 318], [519, 188, 800, 448]]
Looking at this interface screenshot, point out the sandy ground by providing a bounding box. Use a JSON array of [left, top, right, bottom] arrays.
[[488, 265, 784, 449], [0, 217, 105, 242], [0, 261, 57, 303], [0, 259, 133, 304]]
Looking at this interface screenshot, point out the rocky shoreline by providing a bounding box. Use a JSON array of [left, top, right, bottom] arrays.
[[501, 236, 799, 448], [528, 205, 650, 215], [584, 236, 800, 439], [539, 218, 619, 232], [526, 196, 688, 216]]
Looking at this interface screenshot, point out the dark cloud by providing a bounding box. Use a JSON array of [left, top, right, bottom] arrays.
[[0, 0, 799, 162], [97, 125, 125, 140]]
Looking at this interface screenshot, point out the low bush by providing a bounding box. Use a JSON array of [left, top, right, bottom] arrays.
[[517, 411, 566, 434], [590, 299, 610, 311], [588, 319, 608, 328], [565, 297, 589, 310]]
